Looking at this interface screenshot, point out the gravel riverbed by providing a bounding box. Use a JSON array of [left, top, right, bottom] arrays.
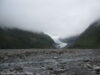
[[0, 49, 100, 75]]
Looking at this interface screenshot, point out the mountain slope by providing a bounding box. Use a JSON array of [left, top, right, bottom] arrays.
[[60, 36, 79, 48], [70, 21, 100, 49], [0, 27, 55, 49]]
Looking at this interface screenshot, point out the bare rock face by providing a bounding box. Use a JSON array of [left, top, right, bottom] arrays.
[[0, 49, 100, 75]]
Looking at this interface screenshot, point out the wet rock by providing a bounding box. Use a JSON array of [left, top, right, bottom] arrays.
[[83, 59, 91, 62], [0, 49, 100, 75], [93, 66, 100, 74], [52, 68, 67, 74], [14, 66, 23, 72], [86, 63, 93, 69], [4, 56, 8, 60], [53, 56, 58, 59]]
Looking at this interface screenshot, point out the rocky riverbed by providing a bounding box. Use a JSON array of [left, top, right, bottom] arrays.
[[0, 49, 100, 75]]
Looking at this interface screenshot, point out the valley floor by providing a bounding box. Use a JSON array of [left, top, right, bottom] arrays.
[[0, 49, 100, 75]]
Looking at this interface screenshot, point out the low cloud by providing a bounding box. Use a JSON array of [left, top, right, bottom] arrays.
[[0, 0, 100, 39]]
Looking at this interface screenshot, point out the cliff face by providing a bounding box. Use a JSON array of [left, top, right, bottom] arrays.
[[0, 27, 55, 49], [70, 21, 100, 49]]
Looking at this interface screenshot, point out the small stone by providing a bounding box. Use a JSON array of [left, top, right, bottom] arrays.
[[94, 66, 100, 74], [83, 59, 90, 62], [86, 63, 93, 69], [4, 57, 8, 60], [52, 68, 67, 74], [53, 56, 58, 59], [47, 67, 53, 70]]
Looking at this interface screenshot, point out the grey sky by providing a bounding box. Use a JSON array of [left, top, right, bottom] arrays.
[[0, 0, 100, 39]]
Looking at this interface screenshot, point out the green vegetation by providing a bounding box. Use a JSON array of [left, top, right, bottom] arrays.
[[70, 21, 100, 49], [0, 27, 55, 49]]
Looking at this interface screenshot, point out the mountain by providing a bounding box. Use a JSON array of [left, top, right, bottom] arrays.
[[0, 27, 55, 49], [61, 36, 79, 48], [70, 20, 100, 49]]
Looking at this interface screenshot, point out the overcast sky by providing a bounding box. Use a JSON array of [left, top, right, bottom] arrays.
[[0, 0, 100, 39]]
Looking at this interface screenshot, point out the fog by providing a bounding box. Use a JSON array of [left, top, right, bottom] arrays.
[[0, 0, 100, 40]]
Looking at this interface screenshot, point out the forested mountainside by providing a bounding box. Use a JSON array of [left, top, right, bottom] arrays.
[[0, 27, 55, 49], [70, 21, 100, 49]]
